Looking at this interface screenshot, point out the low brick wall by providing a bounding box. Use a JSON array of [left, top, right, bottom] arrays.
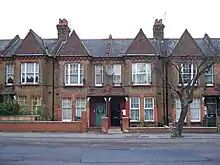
[[0, 115, 37, 121], [128, 127, 217, 133], [0, 121, 82, 132], [129, 127, 169, 133], [183, 127, 217, 133]]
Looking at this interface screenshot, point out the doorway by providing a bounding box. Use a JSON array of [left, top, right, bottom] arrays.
[[110, 98, 121, 127], [206, 97, 217, 127]]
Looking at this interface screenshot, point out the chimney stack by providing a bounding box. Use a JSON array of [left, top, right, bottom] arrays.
[[153, 19, 165, 41], [56, 18, 71, 41]]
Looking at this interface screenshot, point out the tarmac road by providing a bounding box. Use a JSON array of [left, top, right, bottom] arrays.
[[0, 132, 220, 165]]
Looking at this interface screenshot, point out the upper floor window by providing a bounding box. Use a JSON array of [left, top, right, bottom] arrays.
[[21, 63, 39, 84], [65, 63, 83, 86], [113, 64, 121, 86], [5, 64, 14, 85], [132, 63, 151, 85], [95, 65, 103, 86], [180, 63, 196, 85], [205, 65, 214, 85]]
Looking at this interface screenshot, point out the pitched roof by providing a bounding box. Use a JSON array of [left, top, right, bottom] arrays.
[[171, 29, 204, 56], [59, 30, 90, 56], [15, 29, 46, 54], [2, 35, 20, 56], [125, 29, 155, 54]]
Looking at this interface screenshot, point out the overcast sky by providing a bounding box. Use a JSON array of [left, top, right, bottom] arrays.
[[0, 0, 219, 39]]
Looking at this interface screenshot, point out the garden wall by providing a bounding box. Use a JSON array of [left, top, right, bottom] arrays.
[[0, 121, 82, 132]]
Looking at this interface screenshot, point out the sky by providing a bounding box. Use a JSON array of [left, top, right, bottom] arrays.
[[0, 0, 219, 39]]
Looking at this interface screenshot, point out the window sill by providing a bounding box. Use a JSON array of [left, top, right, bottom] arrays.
[[206, 84, 214, 87], [20, 83, 40, 86], [144, 120, 154, 122], [132, 84, 151, 87], [65, 84, 84, 87], [130, 120, 140, 122], [5, 83, 13, 86], [113, 84, 122, 87], [95, 84, 103, 87], [190, 120, 200, 123]]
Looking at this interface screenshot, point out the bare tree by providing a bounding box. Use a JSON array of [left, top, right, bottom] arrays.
[[155, 55, 214, 137]]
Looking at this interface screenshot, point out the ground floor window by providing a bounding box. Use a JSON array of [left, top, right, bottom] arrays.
[[175, 99, 186, 122], [190, 99, 200, 122], [130, 97, 140, 121], [62, 98, 72, 121], [144, 98, 154, 121], [32, 97, 42, 115], [76, 98, 86, 118]]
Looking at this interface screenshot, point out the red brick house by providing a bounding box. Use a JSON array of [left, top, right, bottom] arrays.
[[0, 18, 219, 129]]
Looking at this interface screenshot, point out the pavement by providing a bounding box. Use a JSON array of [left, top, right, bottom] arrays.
[[0, 132, 220, 165]]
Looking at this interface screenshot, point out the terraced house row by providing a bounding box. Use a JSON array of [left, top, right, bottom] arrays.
[[0, 18, 219, 128]]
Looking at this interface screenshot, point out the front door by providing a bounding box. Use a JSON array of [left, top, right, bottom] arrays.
[[95, 102, 106, 127], [206, 97, 217, 126], [110, 99, 121, 126]]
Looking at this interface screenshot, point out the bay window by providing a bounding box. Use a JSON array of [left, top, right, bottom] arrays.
[[132, 63, 151, 85], [65, 63, 83, 86]]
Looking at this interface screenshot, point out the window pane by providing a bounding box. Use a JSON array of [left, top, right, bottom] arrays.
[[190, 99, 200, 121], [76, 98, 86, 117], [130, 97, 139, 108], [130, 109, 139, 121], [95, 65, 103, 84], [62, 99, 72, 121], [6, 64, 14, 84]]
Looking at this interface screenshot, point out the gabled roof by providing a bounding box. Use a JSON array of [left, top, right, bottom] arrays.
[[2, 35, 20, 56], [171, 29, 204, 56], [15, 29, 46, 55], [59, 30, 90, 56], [125, 28, 155, 54]]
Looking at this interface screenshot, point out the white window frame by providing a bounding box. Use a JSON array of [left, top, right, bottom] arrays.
[[65, 63, 83, 86], [132, 63, 151, 85], [175, 99, 186, 122], [205, 65, 214, 86], [76, 98, 86, 118], [113, 64, 121, 86], [62, 99, 72, 122], [5, 63, 14, 85], [144, 98, 154, 121], [130, 97, 140, 122], [180, 63, 197, 86], [95, 65, 103, 86], [190, 99, 201, 122], [21, 63, 39, 84]]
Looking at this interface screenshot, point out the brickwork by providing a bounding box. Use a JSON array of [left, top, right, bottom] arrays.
[[0, 121, 82, 132]]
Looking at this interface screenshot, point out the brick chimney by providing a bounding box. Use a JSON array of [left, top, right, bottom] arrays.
[[153, 19, 165, 41], [56, 18, 71, 41]]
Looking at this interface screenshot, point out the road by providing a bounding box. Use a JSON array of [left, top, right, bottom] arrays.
[[0, 133, 220, 165]]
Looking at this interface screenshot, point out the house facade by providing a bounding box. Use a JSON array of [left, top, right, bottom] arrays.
[[0, 18, 219, 128]]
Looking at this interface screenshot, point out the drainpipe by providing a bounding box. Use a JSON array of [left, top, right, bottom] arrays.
[[52, 56, 55, 121], [165, 55, 169, 125]]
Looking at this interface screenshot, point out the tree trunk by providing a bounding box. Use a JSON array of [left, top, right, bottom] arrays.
[[175, 102, 188, 137]]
